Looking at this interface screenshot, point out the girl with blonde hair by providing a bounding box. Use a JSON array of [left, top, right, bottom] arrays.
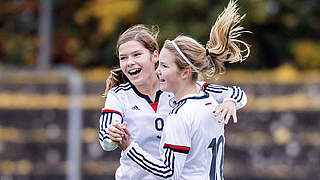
[[108, 1, 250, 179], [100, 1, 248, 178]]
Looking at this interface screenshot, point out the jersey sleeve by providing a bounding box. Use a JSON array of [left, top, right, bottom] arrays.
[[123, 114, 191, 179], [99, 91, 124, 151], [201, 82, 247, 110]]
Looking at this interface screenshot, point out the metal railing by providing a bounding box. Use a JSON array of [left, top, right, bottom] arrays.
[[0, 67, 83, 180]]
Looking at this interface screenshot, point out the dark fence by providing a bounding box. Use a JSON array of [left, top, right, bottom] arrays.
[[0, 75, 319, 180]]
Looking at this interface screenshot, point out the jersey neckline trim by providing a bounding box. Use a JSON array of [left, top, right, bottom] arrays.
[[177, 92, 209, 104], [129, 81, 163, 103]]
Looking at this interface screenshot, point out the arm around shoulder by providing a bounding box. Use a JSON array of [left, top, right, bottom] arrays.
[[202, 83, 247, 110], [228, 85, 247, 110]]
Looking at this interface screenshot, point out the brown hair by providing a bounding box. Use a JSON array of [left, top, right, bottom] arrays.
[[163, 0, 250, 81], [102, 24, 160, 98]]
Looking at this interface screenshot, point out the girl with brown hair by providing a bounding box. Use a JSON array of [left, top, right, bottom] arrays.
[[100, 2, 249, 178]]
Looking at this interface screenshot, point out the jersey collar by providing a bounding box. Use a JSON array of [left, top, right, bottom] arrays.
[[177, 91, 209, 104], [129, 81, 163, 103]]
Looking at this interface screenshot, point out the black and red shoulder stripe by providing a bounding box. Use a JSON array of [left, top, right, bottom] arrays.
[[101, 109, 122, 116], [163, 144, 190, 154]]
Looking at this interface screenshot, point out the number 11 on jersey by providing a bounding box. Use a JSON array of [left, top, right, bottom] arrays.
[[208, 135, 225, 180]]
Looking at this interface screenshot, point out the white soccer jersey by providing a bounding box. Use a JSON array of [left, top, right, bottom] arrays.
[[99, 82, 174, 179], [123, 91, 225, 180], [99, 81, 246, 180]]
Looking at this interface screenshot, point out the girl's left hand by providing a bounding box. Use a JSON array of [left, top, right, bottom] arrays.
[[214, 100, 237, 124]]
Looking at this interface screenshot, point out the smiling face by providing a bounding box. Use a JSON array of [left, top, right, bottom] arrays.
[[156, 47, 182, 93], [118, 40, 158, 87]]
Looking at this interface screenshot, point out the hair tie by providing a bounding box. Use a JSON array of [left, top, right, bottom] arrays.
[[206, 48, 210, 56]]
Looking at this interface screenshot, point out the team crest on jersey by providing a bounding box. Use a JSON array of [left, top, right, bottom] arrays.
[[169, 97, 177, 108]]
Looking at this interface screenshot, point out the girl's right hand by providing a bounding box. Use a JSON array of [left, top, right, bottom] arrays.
[[108, 120, 125, 142], [108, 121, 131, 150], [118, 122, 131, 150]]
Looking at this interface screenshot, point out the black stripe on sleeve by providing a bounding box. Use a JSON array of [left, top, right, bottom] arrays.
[[99, 111, 122, 140], [130, 147, 171, 171], [237, 89, 244, 103], [114, 86, 132, 93], [99, 114, 104, 130], [206, 84, 229, 91], [203, 84, 223, 93], [234, 87, 240, 100], [113, 83, 131, 93], [230, 86, 236, 99], [104, 112, 109, 129], [127, 147, 174, 178]]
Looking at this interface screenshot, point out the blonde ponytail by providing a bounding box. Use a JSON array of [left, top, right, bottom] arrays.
[[206, 0, 250, 76]]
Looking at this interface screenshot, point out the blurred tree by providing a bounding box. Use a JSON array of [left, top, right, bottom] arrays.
[[75, 0, 141, 37], [292, 39, 320, 69], [242, 0, 320, 69], [0, 0, 319, 70], [0, 0, 38, 66], [52, 0, 141, 68]]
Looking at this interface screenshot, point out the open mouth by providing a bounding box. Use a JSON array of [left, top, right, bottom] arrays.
[[159, 78, 165, 83], [128, 68, 142, 76]]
